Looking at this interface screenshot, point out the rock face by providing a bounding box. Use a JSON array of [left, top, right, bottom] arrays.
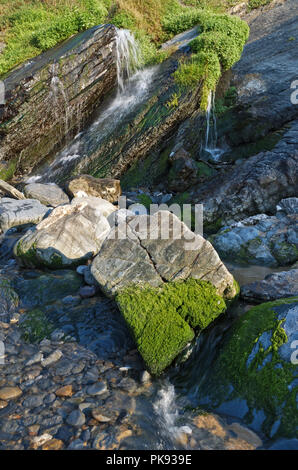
[[197, 298, 298, 439], [91, 211, 238, 299], [33, 46, 203, 185], [24, 183, 69, 207], [14, 199, 113, 268], [66, 175, 121, 203], [193, 123, 298, 229], [210, 208, 298, 267], [241, 270, 298, 303], [167, 148, 198, 192], [0, 24, 117, 176], [226, 0, 298, 146], [0, 198, 49, 234]]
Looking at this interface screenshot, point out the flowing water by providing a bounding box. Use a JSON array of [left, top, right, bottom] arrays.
[[27, 29, 157, 184], [16, 30, 290, 450], [203, 91, 225, 162]]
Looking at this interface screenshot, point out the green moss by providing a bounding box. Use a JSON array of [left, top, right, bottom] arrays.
[[20, 308, 54, 344], [173, 12, 249, 110], [201, 297, 298, 438], [116, 279, 227, 375], [248, 0, 272, 11]]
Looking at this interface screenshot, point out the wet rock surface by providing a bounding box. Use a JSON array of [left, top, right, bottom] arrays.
[[241, 269, 298, 303], [0, 24, 117, 176], [192, 122, 298, 228], [210, 203, 298, 267]]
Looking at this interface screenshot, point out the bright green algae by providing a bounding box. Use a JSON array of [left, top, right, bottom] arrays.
[[116, 279, 227, 375]]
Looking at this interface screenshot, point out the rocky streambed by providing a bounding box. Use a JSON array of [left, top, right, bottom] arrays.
[[0, 0, 297, 453]]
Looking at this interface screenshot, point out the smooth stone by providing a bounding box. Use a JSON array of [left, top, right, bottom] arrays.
[[41, 350, 63, 367], [0, 386, 22, 400], [24, 183, 69, 207], [66, 409, 86, 427], [86, 382, 107, 396]]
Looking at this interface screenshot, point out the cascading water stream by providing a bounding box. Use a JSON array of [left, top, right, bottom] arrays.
[[203, 91, 224, 162], [27, 29, 156, 183], [153, 382, 192, 449]]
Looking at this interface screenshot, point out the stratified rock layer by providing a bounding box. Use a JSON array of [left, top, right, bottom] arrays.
[[0, 24, 117, 176]]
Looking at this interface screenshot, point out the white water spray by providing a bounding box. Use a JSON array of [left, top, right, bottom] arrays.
[[115, 29, 141, 95], [204, 91, 224, 162], [154, 383, 192, 448], [28, 29, 156, 183]]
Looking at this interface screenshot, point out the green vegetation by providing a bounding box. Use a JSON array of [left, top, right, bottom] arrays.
[[0, 161, 17, 181], [20, 308, 54, 343], [201, 297, 298, 437], [248, 0, 272, 11], [174, 13, 249, 109], [116, 279, 227, 375], [0, 1, 249, 78]]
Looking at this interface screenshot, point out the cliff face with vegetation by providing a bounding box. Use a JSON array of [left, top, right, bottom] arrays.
[[0, 24, 117, 177]]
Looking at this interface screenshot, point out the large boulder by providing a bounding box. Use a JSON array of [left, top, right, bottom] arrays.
[[66, 175, 121, 203], [0, 198, 49, 234], [241, 269, 298, 303], [196, 298, 298, 439], [91, 211, 238, 299], [91, 211, 238, 375], [24, 183, 69, 207], [210, 209, 298, 267], [14, 199, 114, 268]]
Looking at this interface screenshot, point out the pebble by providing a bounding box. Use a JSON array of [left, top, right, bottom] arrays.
[[55, 385, 73, 398], [0, 400, 8, 409], [66, 409, 86, 427], [0, 386, 22, 401], [86, 382, 107, 396], [25, 352, 43, 366], [79, 286, 97, 299], [42, 438, 64, 451], [22, 395, 44, 409], [31, 433, 52, 449], [41, 350, 63, 367]]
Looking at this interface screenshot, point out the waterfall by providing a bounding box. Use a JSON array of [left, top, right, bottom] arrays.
[[115, 29, 141, 95], [204, 91, 224, 162], [27, 29, 156, 184]]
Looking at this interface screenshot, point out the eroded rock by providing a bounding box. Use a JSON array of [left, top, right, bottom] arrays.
[[0, 198, 49, 234]]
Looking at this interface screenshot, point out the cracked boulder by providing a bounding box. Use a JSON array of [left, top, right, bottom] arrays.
[[91, 211, 237, 299], [91, 211, 238, 374], [14, 198, 114, 268]]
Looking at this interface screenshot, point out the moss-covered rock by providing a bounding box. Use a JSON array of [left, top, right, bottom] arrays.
[[116, 279, 227, 375], [197, 298, 298, 439]]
